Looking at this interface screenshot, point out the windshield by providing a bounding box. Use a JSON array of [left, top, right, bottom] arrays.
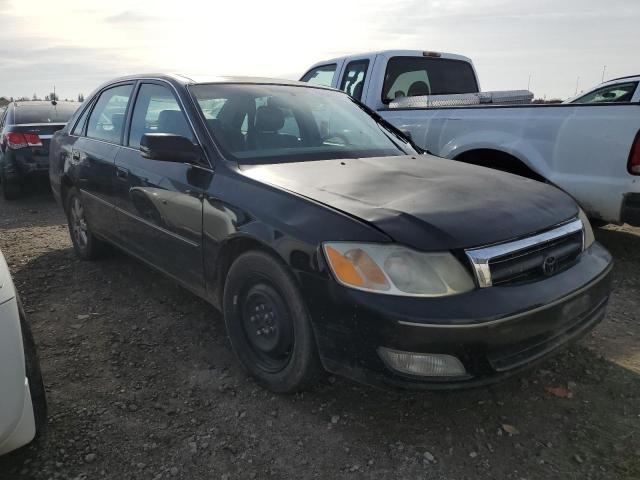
[[190, 84, 417, 165]]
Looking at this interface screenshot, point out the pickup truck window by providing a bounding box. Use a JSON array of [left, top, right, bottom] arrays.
[[382, 57, 479, 103], [191, 84, 417, 165], [300, 64, 337, 87], [340, 60, 369, 101], [573, 82, 638, 104]]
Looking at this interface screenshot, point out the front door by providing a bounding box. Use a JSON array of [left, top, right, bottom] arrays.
[[113, 82, 210, 293]]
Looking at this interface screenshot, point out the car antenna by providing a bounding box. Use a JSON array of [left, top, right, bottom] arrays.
[[51, 85, 58, 106]]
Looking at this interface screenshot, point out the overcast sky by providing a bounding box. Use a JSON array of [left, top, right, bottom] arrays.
[[0, 0, 638, 100]]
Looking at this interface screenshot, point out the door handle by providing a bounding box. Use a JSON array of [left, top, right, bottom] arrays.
[[116, 166, 129, 180]]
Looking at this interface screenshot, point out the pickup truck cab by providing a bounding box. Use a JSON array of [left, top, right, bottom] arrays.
[[302, 51, 640, 227]]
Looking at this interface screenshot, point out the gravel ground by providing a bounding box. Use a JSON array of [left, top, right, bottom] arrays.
[[0, 188, 638, 480]]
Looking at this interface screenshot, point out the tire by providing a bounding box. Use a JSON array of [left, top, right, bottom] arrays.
[[17, 297, 47, 435], [223, 250, 324, 393], [1, 170, 21, 200], [65, 187, 108, 260]]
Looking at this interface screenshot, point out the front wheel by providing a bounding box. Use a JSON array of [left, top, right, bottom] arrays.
[[65, 188, 108, 260], [223, 251, 324, 393]]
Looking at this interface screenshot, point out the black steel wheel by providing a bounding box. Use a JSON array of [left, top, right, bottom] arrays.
[[223, 250, 324, 393]]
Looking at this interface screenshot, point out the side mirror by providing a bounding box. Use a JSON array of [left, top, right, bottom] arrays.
[[140, 133, 202, 163]]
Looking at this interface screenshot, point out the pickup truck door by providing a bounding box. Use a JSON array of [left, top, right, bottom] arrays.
[[113, 81, 210, 294]]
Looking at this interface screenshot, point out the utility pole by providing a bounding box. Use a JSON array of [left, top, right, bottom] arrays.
[[574, 76, 580, 96], [527, 74, 532, 91], [601, 65, 607, 83]]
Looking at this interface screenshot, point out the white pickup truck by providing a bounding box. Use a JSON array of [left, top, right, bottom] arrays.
[[301, 51, 640, 226]]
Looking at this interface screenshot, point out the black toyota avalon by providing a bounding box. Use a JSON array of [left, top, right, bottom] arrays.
[[49, 75, 612, 392]]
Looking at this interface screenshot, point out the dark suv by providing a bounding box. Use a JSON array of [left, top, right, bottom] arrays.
[[49, 75, 612, 393], [1, 101, 79, 199]]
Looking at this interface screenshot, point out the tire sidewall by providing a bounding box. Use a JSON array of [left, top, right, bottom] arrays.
[[223, 251, 322, 393], [65, 188, 98, 260]]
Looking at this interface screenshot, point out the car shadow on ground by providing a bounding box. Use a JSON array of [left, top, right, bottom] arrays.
[[1, 244, 639, 479], [0, 182, 62, 230]]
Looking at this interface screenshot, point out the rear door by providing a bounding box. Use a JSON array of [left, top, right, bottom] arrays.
[[72, 83, 134, 240], [114, 81, 208, 293]]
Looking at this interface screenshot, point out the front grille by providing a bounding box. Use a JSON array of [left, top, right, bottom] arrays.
[[465, 219, 584, 288], [489, 231, 582, 285]]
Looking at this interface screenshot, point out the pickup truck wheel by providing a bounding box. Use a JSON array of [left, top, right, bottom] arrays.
[[223, 251, 324, 393], [1, 171, 21, 200], [17, 297, 47, 435], [65, 188, 108, 260]]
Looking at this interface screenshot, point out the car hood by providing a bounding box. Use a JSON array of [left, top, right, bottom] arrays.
[[241, 155, 579, 251]]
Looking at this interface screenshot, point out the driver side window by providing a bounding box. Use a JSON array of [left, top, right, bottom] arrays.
[[128, 83, 194, 149]]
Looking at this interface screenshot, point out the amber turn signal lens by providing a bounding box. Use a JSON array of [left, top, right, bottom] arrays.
[[324, 246, 390, 291]]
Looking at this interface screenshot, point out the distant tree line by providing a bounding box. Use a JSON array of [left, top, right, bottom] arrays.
[[0, 93, 86, 105]]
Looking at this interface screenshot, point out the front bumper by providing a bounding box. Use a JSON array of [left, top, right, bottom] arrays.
[[300, 242, 613, 390]]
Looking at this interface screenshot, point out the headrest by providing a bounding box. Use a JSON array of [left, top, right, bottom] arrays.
[[408, 81, 429, 97], [158, 110, 191, 138], [255, 105, 285, 133], [111, 113, 124, 130]]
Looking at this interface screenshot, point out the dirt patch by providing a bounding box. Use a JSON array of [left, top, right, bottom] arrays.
[[0, 191, 638, 480]]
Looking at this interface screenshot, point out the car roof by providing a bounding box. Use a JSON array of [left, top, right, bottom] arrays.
[[98, 73, 335, 90], [11, 100, 81, 109], [306, 49, 474, 65]]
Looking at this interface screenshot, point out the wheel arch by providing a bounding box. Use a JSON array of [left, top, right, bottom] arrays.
[[453, 148, 546, 182], [211, 231, 295, 310]]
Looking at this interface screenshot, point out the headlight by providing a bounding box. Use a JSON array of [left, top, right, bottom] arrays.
[[577, 209, 595, 249], [322, 242, 475, 297]]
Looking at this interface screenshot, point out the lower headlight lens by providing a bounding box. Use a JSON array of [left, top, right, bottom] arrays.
[[378, 347, 467, 377], [323, 242, 474, 296], [578, 209, 595, 249]]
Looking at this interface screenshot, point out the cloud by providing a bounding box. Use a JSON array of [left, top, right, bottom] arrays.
[[105, 10, 160, 24]]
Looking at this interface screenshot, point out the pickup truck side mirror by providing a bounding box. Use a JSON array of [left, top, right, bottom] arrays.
[[140, 133, 202, 164]]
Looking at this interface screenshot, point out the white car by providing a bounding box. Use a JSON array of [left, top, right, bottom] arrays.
[[301, 51, 640, 226], [566, 75, 640, 104], [0, 249, 46, 455]]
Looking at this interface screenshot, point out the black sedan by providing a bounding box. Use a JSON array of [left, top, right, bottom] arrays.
[[49, 75, 612, 392], [1, 100, 79, 199]]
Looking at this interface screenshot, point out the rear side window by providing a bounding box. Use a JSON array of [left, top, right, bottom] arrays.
[[340, 60, 369, 101], [301, 64, 337, 87], [14, 104, 79, 124], [573, 82, 638, 104], [382, 56, 479, 102], [71, 105, 91, 136], [86, 85, 133, 143], [128, 83, 194, 149]]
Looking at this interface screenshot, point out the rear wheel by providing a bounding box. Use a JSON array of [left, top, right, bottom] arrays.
[[65, 188, 108, 260], [223, 251, 324, 393]]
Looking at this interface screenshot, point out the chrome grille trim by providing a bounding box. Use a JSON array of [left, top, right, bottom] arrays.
[[465, 218, 584, 288]]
